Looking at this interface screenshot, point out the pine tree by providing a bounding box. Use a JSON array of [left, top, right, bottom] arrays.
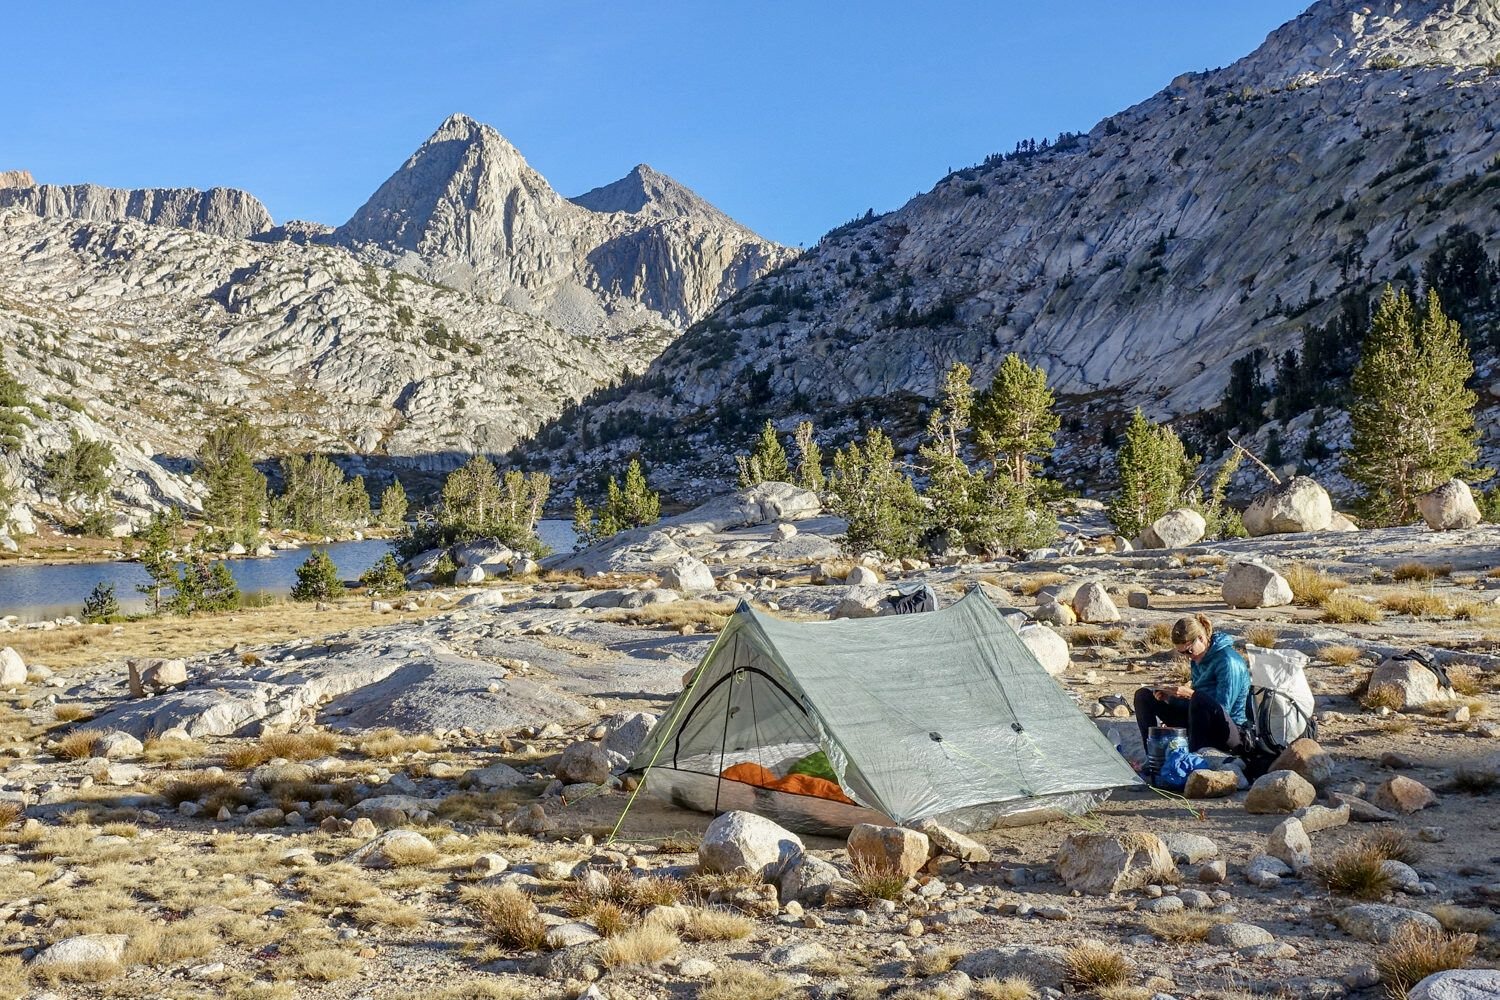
[[736, 420, 791, 487], [792, 420, 825, 494], [81, 581, 119, 624], [440, 456, 504, 535], [180, 560, 240, 613], [276, 454, 357, 534], [343, 476, 372, 526], [199, 418, 265, 547], [134, 511, 180, 615], [42, 430, 114, 506], [359, 553, 408, 597], [918, 363, 985, 549], [378, 480, 408, 528], [828, 428, 924, 558], [1345, 287, 1482, 525], [291, 549, 344, 602], [572, 496, 596, 547], [591, 459, 661, 540], [1109, 409, 1188, 538], [973, 354, 1059, 485]]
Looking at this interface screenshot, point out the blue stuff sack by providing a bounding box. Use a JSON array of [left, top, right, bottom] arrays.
[[1157, 746, 1209, 791]]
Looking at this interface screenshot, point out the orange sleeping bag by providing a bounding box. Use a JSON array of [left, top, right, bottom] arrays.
[[719, 761, 856, 805]]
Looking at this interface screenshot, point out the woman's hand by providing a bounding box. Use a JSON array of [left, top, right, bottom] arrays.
[[1154, 684, 1192, 700]]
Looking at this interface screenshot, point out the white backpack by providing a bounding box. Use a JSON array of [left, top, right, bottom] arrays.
[[1243, 645, 1317, 754]]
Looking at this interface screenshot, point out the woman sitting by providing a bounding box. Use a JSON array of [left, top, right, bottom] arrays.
[[1133, 613, 1249, 754]]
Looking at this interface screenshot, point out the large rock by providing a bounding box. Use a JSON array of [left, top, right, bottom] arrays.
[[847, 823, 930, 878], [453, 539, 516, 568], [1018, 624, 1069, 677], [1410, 970, 1500, 1000], [599, 712, 656, 760], [1054, 831, 1175, 895], [914, 820, 991, 863], [1243, 476, 1333, 536], [845, 565, 880, 587], [1141, 508, 1207, 549], [1244, 770, 1316, 813], [1184, 768, 1239, 799], [30, 933, 128, 969], [662, 555, 716, 595], [776, 854, 850, 907], [1335, 903, 1440, 943], [0, 647, 25, 687], [556, 741, 612, 785], [1371, 775, 1437, 814], [1367, 656, 1453, 710], [1270, 738, 1334, 790], [1265, 817, 1312, 870], [1071, 581, 1120, 623], [127, 657, 188, 697], [699, 810, 803, 881], [349, 829, 437, 868], [1222, 559, 1293, 608], [1416, 479, 1482, 531]]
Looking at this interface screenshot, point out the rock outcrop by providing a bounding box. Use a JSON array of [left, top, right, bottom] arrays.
[[0, 179, 271, 239], [333, 114, 792, 333]]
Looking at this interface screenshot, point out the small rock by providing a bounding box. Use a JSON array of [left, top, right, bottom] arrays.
[[1372, 776, 1437, 814], [1055, 832, 1176, 895], [1208, 922, 1274, 949], [847, 824, 930, 878], [1335, 903, 1440, 943], [1266, 818, 1312, 871], [699, 810, 803, 880], [1245, 770, 1317, 813], [1184, 769, 1239, 799]]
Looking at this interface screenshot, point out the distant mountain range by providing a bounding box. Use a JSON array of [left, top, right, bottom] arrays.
[[0, 117, 789, 524]]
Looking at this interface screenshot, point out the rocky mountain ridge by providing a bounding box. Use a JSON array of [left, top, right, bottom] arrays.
[[0, 173, 272, 240], [332, 114, 795, 332], [0, 209, 674, 527], [0, 115, 788, 529], [522, 0, 1500, 495]]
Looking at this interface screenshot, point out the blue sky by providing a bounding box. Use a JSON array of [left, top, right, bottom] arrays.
[[4, 2, 1310, 247]]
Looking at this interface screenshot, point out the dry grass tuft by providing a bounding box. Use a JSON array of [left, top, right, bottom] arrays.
[[1362, 683, 1407, 712], [358, 728, 440, 758], [377, 836, 438, 867], [0, 800, 21, 828], [1380, 591, 1452, 618], [1315, 844, 1395, 899], [1449, 767, 1499, 795], [973, 979, 1038, 1000], [911, 945, 965, 976], [1017, 573, 1069, 597], [1450, 600, 1497, 621], [159, 773, 256, 812], [700, 966, 794, 1000], [1285, 563, 1347, 604], [28, 956, 122, 985], [1375, 925, 1476, 998], [1142, 911, 1229, 942], [582, 900, 632, 937], [430, 983, 541, 1000], [462, 884, 548, 951], [53, 704, 90, 723], [1360, 827, 1424, 865], [1144, 622, 1174, 650], [1318, 644, 1363, 666], [141, 735, 207, 763], [1392, 562, 1452, 582], [1320, 593, 1384, 624], [598, 923, 679, 968], [273, 947, 362, 982], [226, 730, 342, 769], [53, 729, 101, 761], [840, 855, 908, 906], [681, 906, 754, 942], [1446, 663, 1484, 697], [1245, 625, 1279, 649], [1063, 942, 1132, 989]]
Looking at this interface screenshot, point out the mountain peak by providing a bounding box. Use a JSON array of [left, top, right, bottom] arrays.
[[569, 163, 731, 224], [1220, 0, 1500, 88]]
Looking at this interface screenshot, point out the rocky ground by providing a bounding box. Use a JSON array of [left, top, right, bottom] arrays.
[[1, 487, 1498, 1000]]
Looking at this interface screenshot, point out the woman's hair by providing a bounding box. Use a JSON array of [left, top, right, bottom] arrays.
[[1170, 613, 1213, 648]]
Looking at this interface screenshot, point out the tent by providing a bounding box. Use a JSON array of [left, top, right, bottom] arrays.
[[626, 588, 1140, 834]]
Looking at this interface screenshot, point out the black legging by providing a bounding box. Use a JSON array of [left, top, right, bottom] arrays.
[[1134, 688, 1242, 754]]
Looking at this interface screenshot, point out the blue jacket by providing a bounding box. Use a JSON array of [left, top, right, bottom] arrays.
[[1191, 632, 1250, 726]]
